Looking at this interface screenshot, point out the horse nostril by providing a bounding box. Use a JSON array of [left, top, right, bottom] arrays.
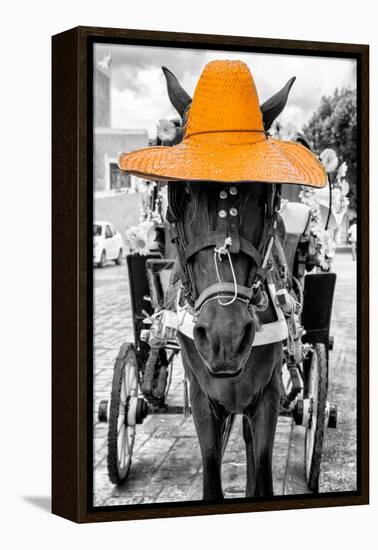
[[237, 322, 254, 356], [194, 324, 221, 353], [194, 324, 208, 345]]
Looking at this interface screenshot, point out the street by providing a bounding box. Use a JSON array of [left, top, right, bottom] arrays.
[[93, 251, 357, 506]]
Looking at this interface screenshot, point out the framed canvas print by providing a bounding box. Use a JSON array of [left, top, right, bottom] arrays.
[[52, 26, 369, 523]]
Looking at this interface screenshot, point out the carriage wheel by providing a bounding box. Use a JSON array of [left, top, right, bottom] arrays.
[[107, 343, 139, 485], [304, 343, 328, 492]]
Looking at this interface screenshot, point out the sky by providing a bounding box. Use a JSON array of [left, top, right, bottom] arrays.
[[94, 43, 356, 138]]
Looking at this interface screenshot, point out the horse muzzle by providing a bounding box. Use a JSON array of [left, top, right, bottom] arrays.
[[204, 363, 244, 378], [193, 300, 256, 378]]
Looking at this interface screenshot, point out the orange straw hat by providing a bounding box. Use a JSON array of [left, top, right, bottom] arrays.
[[118, 60, 327, 188]]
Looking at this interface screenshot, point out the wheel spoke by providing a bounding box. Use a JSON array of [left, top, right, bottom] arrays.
[[124, 430, 130, 455], [121, 430, 128, 467], [117, 415, 125, 434], [117, 423, 132, 471], [126, 360, 136, 394], [117, 425, 125, 464], [129, 368, 137, 396]]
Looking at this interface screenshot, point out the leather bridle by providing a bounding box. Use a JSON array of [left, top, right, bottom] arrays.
[[167, 182, 281, 317]]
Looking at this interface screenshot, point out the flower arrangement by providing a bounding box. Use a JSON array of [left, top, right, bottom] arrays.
[[124, 182, 167, 255], [299, 148, 350, 269], [331, 162, 350, 225], [123, 118, 177, 255], [124, 220, 157, 255], [299, 185, 333, 270]]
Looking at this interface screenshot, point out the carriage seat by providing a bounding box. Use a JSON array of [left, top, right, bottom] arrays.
[[279, 201, 311, 274]]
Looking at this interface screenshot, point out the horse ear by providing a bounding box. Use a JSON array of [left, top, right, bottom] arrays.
[[162, 66, 192, 119], [294, 132, 312, 150], [260, 77, 296, 131]]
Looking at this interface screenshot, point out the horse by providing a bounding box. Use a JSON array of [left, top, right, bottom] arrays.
[[160, 67, 298, 501]]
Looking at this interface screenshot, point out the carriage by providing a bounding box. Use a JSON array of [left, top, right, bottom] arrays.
[[97, 59, 338, 498], [98, 196, 338, 494]]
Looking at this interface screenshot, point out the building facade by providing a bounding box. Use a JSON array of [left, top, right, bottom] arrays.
[[94, 128, 148, 194], [94, 55, 150, 237], [93, 55, 149, 195]]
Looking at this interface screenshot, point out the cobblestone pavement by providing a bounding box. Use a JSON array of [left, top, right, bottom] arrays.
[[319, 252, 357, 492], [93, 251, 356, 506]]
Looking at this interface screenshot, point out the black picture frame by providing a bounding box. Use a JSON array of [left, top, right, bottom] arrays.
[[52, 26, 369, 523]]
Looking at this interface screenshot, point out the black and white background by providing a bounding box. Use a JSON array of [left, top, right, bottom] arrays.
[[93, 43, 357, 505]]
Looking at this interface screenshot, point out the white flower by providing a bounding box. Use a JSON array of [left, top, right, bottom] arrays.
[[320, 148, 339, 173], [337, 161, 348, 179], [156, 119, 177, 141], [341, 180, 350, 195], [125, 221, 156, 255]]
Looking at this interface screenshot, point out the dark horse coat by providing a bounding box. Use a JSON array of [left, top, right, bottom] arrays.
[[160, 67, 296, 500]]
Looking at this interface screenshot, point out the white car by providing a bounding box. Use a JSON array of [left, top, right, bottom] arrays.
[[93, 221, 124, 267]]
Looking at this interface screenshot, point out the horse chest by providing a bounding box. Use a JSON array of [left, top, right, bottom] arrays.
[[182, 336, 282, 414]]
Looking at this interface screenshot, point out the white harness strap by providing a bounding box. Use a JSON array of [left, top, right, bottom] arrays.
[[177, 283, 288, 346]]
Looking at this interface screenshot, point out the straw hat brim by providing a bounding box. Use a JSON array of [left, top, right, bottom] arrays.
[[119, 136, 327, 188]]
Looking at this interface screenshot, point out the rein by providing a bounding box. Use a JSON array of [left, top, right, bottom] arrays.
[[167, 183, 281, 318], [213, 237, 238, 306]]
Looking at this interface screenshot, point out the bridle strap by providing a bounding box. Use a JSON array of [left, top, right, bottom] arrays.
[[246, 184, 279, 287], [195, 282, 253, 312], [183, 231, 220, 261], [167, 182, 281, 309], [184, 233, 262, 266]]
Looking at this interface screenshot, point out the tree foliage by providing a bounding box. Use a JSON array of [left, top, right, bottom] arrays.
[[303, 88, 357, 210]]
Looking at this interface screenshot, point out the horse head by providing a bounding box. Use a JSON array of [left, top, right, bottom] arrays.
[[174, 181, 269, 377], [163, 67, 296, 378]]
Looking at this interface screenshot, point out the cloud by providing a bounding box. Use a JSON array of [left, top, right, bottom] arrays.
[[95, 43, 207, 92], [95, 44, 356, 138], [202, 50, 356, 127], [111, 68, 178, 134]]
